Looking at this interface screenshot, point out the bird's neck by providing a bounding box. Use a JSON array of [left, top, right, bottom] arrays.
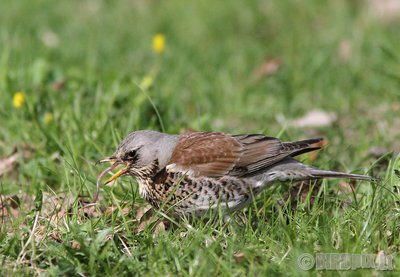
[[133, 159, 160, 201]]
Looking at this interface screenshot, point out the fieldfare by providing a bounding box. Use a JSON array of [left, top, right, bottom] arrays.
[[96, 131, 372, 216]]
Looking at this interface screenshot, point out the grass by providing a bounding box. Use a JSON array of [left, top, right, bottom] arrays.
[[1, 0, 400, 275]]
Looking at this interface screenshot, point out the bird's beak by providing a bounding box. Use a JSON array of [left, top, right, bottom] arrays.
[[93, 156, 130, 203], [96, 156, 117, 165], [104, 166, 129, 185], [96, 156, 130, 184]]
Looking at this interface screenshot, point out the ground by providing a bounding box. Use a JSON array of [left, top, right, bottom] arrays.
[[0, 0, 400, 276]]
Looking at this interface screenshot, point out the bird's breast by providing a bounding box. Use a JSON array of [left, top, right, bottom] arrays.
[[136, 178, 150, 200]]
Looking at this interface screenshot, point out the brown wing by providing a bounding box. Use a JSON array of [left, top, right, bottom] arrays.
[[167, 132, 242, 177], [230, 134, 322, 175], [167, 132, 322, 177]]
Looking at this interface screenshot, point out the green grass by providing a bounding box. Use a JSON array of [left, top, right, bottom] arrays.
[[1, 0, 400, 276]]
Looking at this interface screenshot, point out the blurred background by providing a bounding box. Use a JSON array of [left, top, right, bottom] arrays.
[[1, 1, 400, 275], [0, 0, 399, 198]]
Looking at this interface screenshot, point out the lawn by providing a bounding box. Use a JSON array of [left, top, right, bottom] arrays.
[[1, 0, 400, 276]]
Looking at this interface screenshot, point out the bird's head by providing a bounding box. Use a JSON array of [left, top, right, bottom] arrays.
[[96, 130, 177, 189]]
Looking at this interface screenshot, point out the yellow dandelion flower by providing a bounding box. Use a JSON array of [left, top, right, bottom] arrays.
[[13, 91, 25, 108], [152, 34, 166, 54], [140, 75, 154, 90], [43, 112, 54, 124]]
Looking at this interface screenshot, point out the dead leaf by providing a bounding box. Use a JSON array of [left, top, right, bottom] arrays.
[[104, 205, 131, 217], [338, 181, 356, 195], [135, 205, 153, 221], [153, 221, 166, 236], [0, 195, 21, 219], [137, 207, 155, 232], [51, 79, 66, 91], [0, 145, 34, 177], [308, 139, 328, 162], [39, 29, 60, 48], [284, 110, 337, 128], [0, 152, 20, 176], [78, 202, 101, 218], [337, 39, 352, 62], [233, 251, 245, 263], [277, 180, 320, 210], [8, 195, 20, 209], [41, 192, 73, 219], [336, 179, 365, 208], [253, 58, 282, 80], [1, 188, 169, 243], [1, 193, 35, 235], [370, 0, 400, 22], [71, 241, 81, 249]]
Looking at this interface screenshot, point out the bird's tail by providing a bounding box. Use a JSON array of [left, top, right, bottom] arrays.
[[305, 168, 374, 181], [283, 138, 324, 157], [252, 158, 374, 184]]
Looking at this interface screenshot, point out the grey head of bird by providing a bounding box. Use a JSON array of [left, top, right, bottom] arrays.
[[97, 130, 178, 183]]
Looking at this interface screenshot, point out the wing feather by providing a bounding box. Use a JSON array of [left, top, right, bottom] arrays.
[[167, 132, 322, 177]]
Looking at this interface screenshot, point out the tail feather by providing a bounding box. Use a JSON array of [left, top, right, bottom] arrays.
[[254, 158, 375, 184], [281, 139, 374, 181], [290, 138, 324, 146], [307, 168, 374, 181], [283, 138, 324, 158]]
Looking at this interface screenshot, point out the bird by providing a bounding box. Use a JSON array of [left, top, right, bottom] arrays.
[[95, 130, 373, 217]]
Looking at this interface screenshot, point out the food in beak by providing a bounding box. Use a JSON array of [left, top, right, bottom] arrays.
[[104, 167, 129, 185], [93, 160, 127, 203]]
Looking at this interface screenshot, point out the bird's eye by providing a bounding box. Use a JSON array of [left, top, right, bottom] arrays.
[[125, 150, 137, 161]]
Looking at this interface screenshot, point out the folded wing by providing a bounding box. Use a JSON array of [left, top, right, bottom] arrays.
[[167, 132, 322, 178]]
